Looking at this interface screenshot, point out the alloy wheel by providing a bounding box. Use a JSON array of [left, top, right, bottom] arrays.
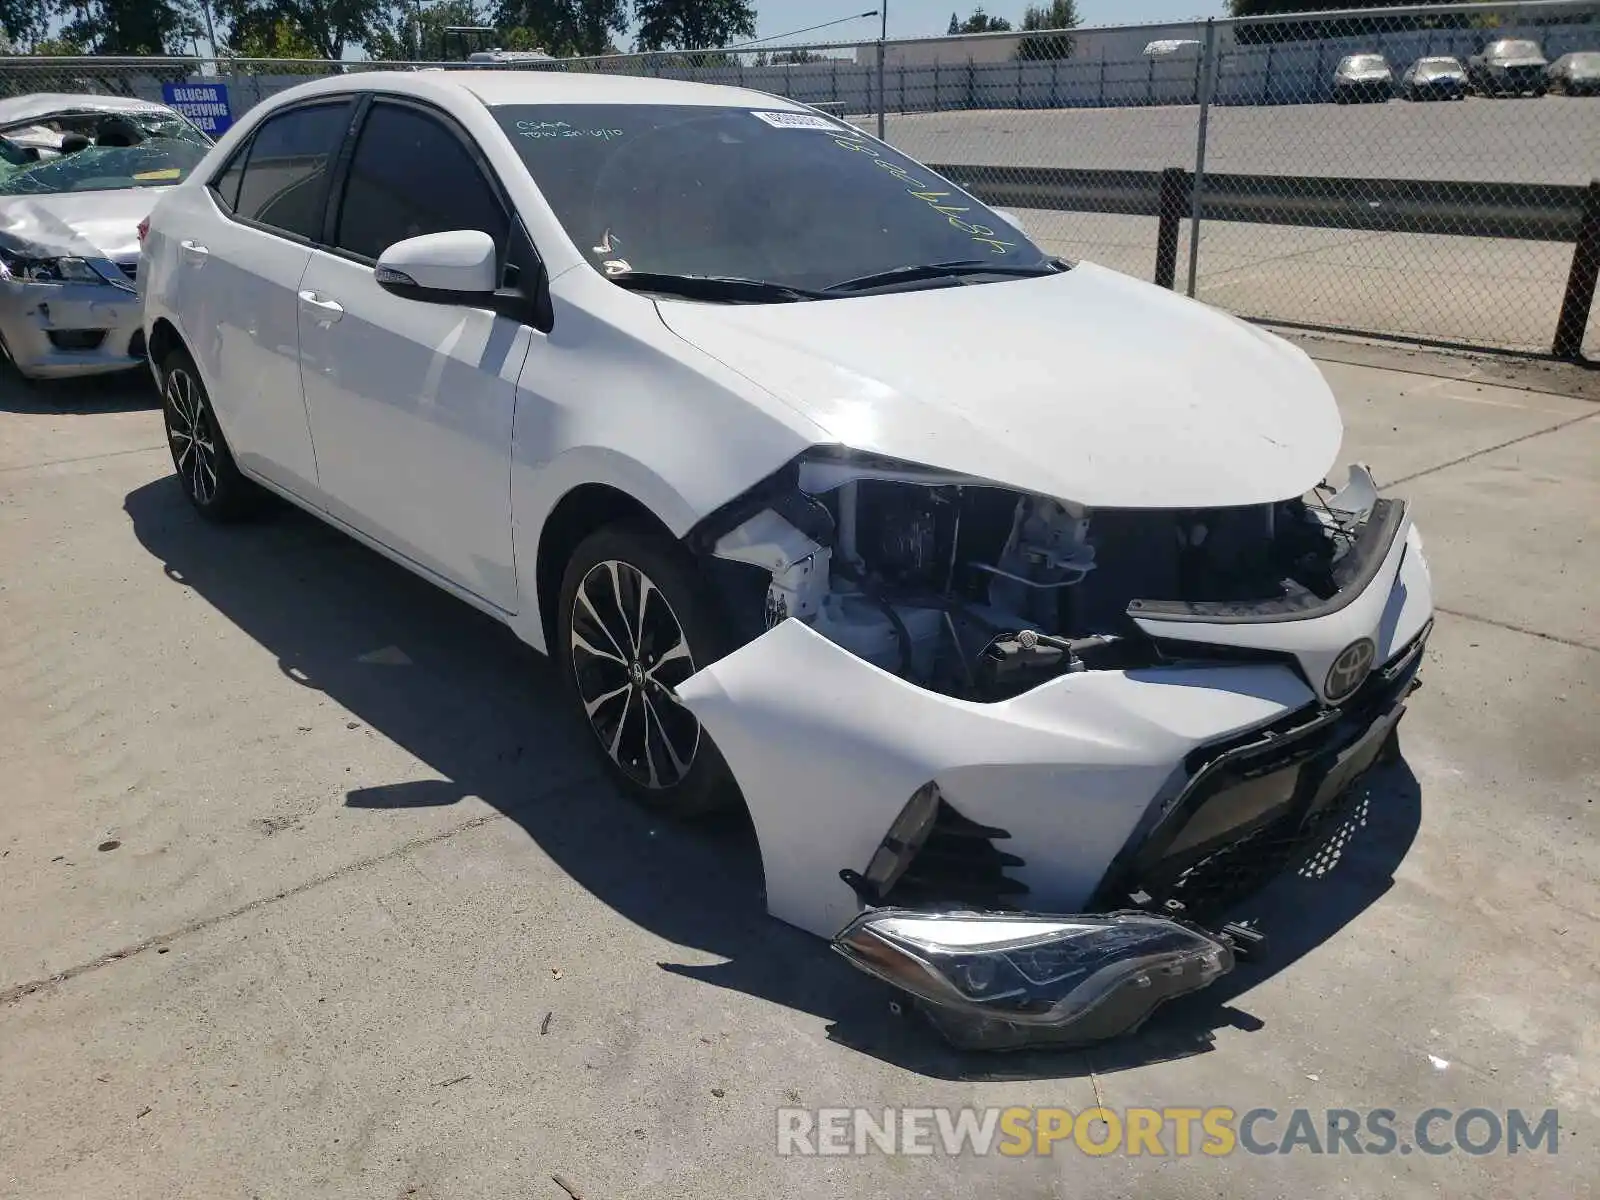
[[164, 367, 219, 506], [570, 559, 701, 790]]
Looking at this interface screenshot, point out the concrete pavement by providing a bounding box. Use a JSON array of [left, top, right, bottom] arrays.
[[1, 341, 1596, 1199]]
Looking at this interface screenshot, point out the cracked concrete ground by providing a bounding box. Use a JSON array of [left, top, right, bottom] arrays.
[[1, 337, 1596, 1199]]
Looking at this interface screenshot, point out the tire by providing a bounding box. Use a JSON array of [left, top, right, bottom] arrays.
[[159, 347, 260, 521], [557, 523, 741, 818]]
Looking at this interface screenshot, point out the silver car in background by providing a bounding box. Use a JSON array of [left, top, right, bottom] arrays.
[[0, 95, 211, 380], [1546, 50, 1600, 96]]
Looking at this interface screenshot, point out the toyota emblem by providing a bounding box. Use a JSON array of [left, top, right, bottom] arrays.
[[1325, 638, 1377, 703]]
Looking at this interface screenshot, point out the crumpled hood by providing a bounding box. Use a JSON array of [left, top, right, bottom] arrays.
[[0, 189, 158, 262], [655, 262, 1343, 509]]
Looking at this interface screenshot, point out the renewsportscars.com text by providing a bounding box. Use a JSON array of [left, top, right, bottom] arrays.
[[776, 1106, 1560, 1158]]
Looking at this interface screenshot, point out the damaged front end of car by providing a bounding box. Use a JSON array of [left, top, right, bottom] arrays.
[[674, 447, 1432, 1050]]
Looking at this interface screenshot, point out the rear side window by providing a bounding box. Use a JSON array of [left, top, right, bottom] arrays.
[[232, 102, 352, 240], [333, 102, 508, 261]]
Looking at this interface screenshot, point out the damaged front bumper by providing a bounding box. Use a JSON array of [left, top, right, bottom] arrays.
[[676, 490, 1434, 1049]]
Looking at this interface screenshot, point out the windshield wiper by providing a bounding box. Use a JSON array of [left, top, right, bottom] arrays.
[[607, 272, 824, 303], [823, 259, 1067, 295]]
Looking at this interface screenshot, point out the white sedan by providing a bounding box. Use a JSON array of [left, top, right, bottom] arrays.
[[138, 71, 1433, 1050], [0, 94, 211, 378]]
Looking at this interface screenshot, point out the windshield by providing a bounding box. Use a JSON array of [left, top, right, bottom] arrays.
[[0, 110, 210, 197], [493, 103, 1053, 293], [1343, 55, 1388, 72], [1565, 52, 1600, 71], [1416, 59, 1463, 78], [1488, 40, 1542, 60]]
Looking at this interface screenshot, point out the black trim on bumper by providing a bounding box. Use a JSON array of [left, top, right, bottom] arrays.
[[1090, 620, 1431, 920]]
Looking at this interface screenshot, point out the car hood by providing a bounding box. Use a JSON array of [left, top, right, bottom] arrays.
[[1487, 56, 1547, 68], [0, 188, 158, 262], [655, 261, 1343, 509]]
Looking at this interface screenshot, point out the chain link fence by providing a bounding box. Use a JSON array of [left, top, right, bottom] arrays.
[[2, 0, 1597, 356]]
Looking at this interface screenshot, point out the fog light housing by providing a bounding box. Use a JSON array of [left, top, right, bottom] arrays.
[[832, 909, 1233, 1051], [854, 782, 941, 900]]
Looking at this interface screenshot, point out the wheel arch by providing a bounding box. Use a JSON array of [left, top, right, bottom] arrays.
[[534, 483, 679, 653], [146, 317, 185, 390]]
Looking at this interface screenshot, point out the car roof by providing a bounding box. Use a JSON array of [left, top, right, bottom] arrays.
[[264, 69, 810, 114], [0, 92, 173, 130]]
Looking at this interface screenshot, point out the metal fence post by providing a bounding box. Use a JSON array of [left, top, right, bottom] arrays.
[[1156, 167, 1190, 290], [1186, 18, 1220, 299], [876, 39, 887, 138], [1553, 179, 1600, 359]]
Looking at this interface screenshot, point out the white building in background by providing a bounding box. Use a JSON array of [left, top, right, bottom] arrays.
[[855, 20, 1237, 67]]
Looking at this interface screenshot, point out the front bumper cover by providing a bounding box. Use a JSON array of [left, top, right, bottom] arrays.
[[676, 505, 1433, 1049]]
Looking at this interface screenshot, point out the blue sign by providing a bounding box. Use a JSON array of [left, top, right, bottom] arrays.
[[161, 82, 233, 136]]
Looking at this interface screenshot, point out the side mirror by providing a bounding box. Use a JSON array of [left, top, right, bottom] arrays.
[[993, 208, 1028, 235], [375, 228, 550, 330], [376, 229, 498, 297]]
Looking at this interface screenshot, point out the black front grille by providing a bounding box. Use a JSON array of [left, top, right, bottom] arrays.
[[47, 329, 106, 352], [883, 800, 1030, 910], [1099, 624, 1430, 921]]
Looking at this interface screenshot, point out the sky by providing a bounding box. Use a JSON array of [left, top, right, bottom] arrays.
[[749, 0, 1229, 45]]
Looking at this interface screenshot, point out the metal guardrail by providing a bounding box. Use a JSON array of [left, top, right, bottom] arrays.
[[937, 164, 1600, 358]]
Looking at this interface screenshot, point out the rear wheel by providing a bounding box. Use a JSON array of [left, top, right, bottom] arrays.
[[160, 348, 260, 521], [557, 524, 740, 818]]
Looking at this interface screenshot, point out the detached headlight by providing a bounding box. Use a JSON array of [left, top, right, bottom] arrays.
[[0, 250, 116, 286], [833, 909, 1233, 1050]]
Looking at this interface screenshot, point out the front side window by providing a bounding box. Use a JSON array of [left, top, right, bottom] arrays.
[[0, 108, 211, 196], [491, 104, 1054, 294], [232, 102, 352, 241], [334, 102, 508, 262]]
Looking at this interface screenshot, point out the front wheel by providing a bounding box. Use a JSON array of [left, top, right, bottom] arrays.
[[557, 524, 741, 818]]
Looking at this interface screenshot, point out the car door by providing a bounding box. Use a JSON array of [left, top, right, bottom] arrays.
[[180, 99, 355, 501], [296, 98, 527, 613]]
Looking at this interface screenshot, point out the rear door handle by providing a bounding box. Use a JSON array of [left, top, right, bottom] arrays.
[[179, 239, 208, 263], [298, 290, 344, 326]]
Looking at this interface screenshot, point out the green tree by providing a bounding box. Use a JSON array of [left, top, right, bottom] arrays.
[[230, 13, 320, 55], [1228, 0, 1477, 43], [494, 1, 625, 57], [29, 34, 87, 53], [1, 0, 49, 47], [954, 5, 1010, 34], [946, 12, 957, 35], [217, 0, 389, 60], [54, 0, 200, 53], [1015, 0, 1077, 60], [632, 0, 754, 52], [770, 47, 822, 64], [370, 0, 483, 59]]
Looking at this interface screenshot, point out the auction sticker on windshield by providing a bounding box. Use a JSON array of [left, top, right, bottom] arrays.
[[749, 110, 848, 132]]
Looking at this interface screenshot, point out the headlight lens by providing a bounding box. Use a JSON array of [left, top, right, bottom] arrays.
[[0, 250, 114, 285], [833, 909, 1233, 1050]]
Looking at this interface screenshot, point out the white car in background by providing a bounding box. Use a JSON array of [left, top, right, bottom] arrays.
[[0, 94, 211, 379], [138, 71, 1433, 1050]]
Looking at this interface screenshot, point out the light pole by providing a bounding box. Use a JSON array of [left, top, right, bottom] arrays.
[[876, 1, 887, 138]]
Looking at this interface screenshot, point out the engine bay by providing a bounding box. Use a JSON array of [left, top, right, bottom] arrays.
[[704, 457, 1367, 702]]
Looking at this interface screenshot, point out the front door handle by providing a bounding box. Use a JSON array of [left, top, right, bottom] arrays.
[[298, 290, 345, 326]]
